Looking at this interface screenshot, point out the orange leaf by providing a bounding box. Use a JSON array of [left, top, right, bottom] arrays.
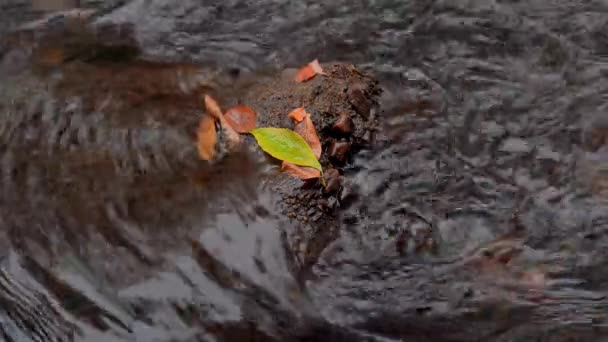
[[224, 105, 257, 133], [281, 161, 321, 180], [202, 94, 242, 148], [288, 107, 307, 123], [295, 59, 326, 83], [290, 109, 322, 159], [197, 115, 217, 161]]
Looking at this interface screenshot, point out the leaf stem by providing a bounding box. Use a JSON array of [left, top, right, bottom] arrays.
[[320, 169, 326, 187]]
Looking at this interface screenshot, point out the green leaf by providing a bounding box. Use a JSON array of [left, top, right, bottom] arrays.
[[250, 128, 322, 171]]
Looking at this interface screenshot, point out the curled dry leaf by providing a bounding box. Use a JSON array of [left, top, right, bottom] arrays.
[[203, 94, 241, 149], [288, 107, 307, 123], [281, 161, 321, 180], [282, 107, 323, 181], [295, 59, 326, 83], [224, 105, 257, 133], [204, 94, 223, 120], [292, 109, 322, 159], [197, 114, 217, 161]]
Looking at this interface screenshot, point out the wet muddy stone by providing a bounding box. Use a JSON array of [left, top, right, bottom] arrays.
[[324, 169, 343, 195], [347, 81, 372, 119], [327, 140, 351, 166], [331, 112, 354, 136]]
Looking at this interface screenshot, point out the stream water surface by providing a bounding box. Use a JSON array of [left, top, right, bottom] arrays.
[[2, 1, 608, 341]]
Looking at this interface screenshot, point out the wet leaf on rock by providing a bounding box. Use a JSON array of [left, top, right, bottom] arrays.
[[250, 128, 322, 171], [281, 161, 321, 179], [295, 59, 326, 83], [292, 108, 322, 159], [224, 105, 257, 133], [197, 115, 217, 161], [282, 108, 323, 180]]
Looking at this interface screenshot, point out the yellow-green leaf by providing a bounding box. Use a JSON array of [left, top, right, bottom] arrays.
[[250, 128, 322, 171]]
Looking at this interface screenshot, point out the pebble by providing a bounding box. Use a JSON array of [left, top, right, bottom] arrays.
[[331, 113, 354, 136], [325, 177, 343, 195], [323, 169, 342, 195], [327, 140, 351, 166]]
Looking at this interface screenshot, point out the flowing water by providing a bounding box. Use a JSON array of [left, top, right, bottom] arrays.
[[2, 0, 608, 341]]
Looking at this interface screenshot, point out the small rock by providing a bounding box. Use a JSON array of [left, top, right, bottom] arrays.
[[327, 140, 351, 166], [324, 169, 342, 195], [325, 176, 343, 195], [331, 113, 354, 136], [347, 82, 371, 118]]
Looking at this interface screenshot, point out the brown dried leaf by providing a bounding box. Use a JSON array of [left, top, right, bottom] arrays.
[[281, 161, 321, 180], [197, 115, 217, 161], [224, 105, 257, 133], [295, 59, 326, 83], [291, 109, 322, 159]]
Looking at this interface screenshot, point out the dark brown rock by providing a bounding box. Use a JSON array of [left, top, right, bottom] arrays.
[[327, 140, 351, 166], [324, 168, 343, 195], [331, 112, 354, 136], [347, 81, 372, 119]]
